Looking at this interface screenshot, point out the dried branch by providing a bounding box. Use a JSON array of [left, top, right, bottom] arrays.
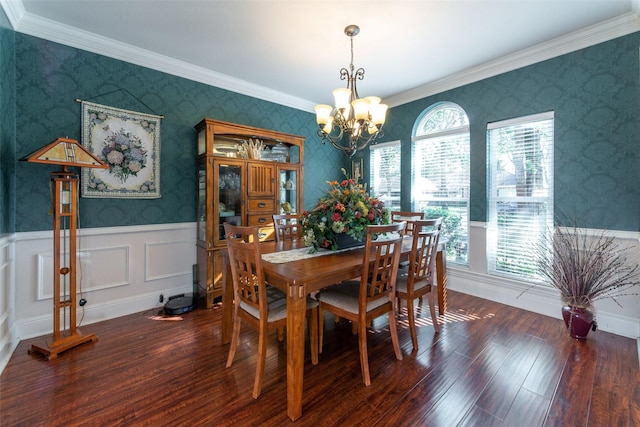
[[532, 226, 640, 308]]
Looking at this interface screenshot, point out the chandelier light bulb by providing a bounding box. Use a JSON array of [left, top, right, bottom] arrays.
[[332, 88, 352, 111], [314, 104, 332, 127], [352, 98, 370, 121]]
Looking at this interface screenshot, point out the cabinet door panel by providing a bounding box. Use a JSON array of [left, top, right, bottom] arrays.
[[277, 164, 301, 215], [247, 162, 276, 197], [214, 160, 245, 246]]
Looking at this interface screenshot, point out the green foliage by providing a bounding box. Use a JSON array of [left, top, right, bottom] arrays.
[[424, 207, 462, 257]]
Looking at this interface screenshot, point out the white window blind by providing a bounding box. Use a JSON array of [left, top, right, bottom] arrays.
[[487, 112, 554, 279], [369, 140, 401, 211], [412, 102, 470, 264]]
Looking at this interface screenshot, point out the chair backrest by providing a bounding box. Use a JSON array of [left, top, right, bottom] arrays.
[[408, 218, 443, 285], [224, 223, 267, 319], [391, 211, 425, 235], [272, 214, 303, 242], [359, 222, 407, 307]]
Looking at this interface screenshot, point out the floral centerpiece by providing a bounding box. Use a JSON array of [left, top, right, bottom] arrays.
[[301, 168, 390, 252]]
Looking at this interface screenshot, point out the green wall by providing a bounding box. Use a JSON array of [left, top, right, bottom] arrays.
[[9, 30, 640, 233], [379, 32, 640, 231], [0, 7, 15, 235], [14, 34, 345, 232]]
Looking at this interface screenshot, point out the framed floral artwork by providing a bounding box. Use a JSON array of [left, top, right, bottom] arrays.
[[81, 101, 161, 198]]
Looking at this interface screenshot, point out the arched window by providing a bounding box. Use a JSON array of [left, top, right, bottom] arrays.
[[412, 102, 470, 265]]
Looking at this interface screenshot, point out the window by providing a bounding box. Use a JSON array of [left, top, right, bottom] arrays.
[[487, 112, 554, 279], [369, 140, 401, 211], [412, 102, 470, 264]]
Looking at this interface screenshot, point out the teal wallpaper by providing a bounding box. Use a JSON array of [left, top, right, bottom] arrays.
[[10, 31, 639, 233], [381, 32, 640, 232], [0, 7, 15, 235], [14, 34, 344, 232]]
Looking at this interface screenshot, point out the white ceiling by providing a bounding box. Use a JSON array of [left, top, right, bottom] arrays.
[[4, 1, 640, 111]]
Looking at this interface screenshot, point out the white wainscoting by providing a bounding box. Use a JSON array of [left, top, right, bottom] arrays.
[[448, 222, 640, 339], [36, 245, 131, 300], [1, 221, 638, 376], [13, 223, 197, 342], [0, 234, 16, 376]]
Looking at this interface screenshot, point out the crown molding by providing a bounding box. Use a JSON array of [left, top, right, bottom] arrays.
[[4, 1, 316, 112], [0, 0, 24, 28], [3, 1, 639, 113], [385, 12, 640, 108]]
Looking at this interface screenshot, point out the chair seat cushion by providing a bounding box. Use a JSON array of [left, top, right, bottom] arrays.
[[395, 271, 431, 294], [241, 285, 318, 322], [316, 281, 388, 314]]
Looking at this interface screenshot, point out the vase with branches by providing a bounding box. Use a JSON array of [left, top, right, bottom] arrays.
[[526, 225, 640, 339]]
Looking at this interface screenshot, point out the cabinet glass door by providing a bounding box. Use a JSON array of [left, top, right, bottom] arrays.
[[279, 167, 298, 214], [197, 162, 207, 243], [216, 162, 243, 243]]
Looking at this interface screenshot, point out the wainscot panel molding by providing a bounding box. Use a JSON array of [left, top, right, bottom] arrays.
[[36, 246, 130, 300], [0, 234, 16, 376], [13, 223, 197, 342], [145, 240, 195, 282]]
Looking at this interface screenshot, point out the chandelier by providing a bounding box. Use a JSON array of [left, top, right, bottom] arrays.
[[314, 25, 388, 157]]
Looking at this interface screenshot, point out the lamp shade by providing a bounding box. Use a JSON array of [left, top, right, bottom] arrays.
[[20, 137, 107, 169]]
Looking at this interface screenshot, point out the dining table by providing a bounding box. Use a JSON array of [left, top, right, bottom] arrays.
[[220, 236, 448, 421]]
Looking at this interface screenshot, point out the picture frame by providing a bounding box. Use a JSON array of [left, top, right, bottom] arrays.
[[351, 158, 363, 181], [81, 101, 161, 199]]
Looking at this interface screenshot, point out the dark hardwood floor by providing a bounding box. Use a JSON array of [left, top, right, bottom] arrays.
[[1, 290, 638, 426]]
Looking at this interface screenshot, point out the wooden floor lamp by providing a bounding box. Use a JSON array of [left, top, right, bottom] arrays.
[[21, 137, 108, 359]]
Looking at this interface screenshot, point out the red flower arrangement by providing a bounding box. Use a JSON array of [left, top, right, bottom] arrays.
[[301, 168, 390, 251]]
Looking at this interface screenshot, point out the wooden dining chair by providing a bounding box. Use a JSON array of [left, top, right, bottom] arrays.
[[392, 211, 425, 269], [224, 223, 319, 399], [391, 211, 425, 235], [316, 222, 406, 386], [272, 213, 302, 242], [395, 218, 443, 351]]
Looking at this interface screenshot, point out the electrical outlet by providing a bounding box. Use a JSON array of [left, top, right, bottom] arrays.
[[159, 293, 164, 303]]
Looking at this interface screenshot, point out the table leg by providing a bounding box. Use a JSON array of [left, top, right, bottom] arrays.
[[221, 251, 233, 344], [436, 249, 447, 315], [287, 282, 307, 421]]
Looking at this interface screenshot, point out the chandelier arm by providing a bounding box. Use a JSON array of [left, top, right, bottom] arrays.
[[339, 68, 350, 82]]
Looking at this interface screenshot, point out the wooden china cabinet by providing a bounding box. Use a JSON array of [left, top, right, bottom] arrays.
[[194, 118, 305, 307]]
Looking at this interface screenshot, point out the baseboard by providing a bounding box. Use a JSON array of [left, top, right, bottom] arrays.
[[447, 267, 640, 339], [0, 319, 19, 376], [15, 284, 193, 341]]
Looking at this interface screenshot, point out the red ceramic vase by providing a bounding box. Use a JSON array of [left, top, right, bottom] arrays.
[[561, 305, 597, 340]]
